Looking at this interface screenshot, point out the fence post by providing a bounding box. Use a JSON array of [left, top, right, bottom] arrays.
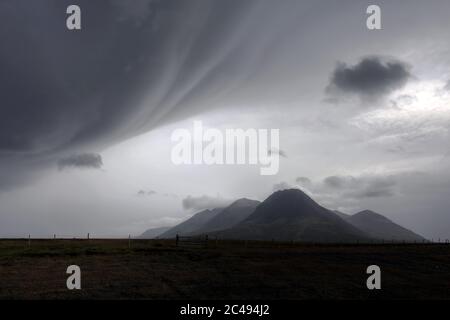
[[54, 234, 56, 239], [176, 234, 179, 247], [28, 234, 31, 247], [87, 233, 90, 240], [128, 234, 131, 249]]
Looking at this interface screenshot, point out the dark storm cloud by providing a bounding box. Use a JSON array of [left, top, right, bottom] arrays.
[[327, 56, 412, 99], [323, 174, 396, 199], [182, 195, 233, 211], [58, 153, 103, 170], [0, 0, 265, 189]]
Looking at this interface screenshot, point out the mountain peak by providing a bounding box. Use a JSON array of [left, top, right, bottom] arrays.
[[219, 188, 369, 242], [353, 210, 388, 220], [243, 187, 350, 225], [230, 198, 260, 207], [268, 188, 314, 202], [253, 188, 321, 219], [347, 210, 424, 241]]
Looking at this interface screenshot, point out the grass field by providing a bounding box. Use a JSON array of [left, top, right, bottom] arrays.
[[0, 239, 449, 300]]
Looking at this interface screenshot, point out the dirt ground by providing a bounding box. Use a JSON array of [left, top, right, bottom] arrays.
[[0, 239, 449, 300]]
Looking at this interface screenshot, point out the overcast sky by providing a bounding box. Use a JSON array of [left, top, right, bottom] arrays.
[[1, 0, 450, 239]]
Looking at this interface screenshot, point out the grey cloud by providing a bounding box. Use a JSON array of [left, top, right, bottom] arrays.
[[323, 174, 396, 199], [182, 195, 233, 211], [163, 193, 179, 198], [268, 149, 287, 158], [445, 80, 450, 91], [390, 94, 418, 109], [0, 0, 263, 189], [323, 176, 344, 188], [327, 56, 412, 100], [273, 182, 292, 192], [295, 177, 312, 188], [58, 153, 103, 170], [137, 190, 157, 196]]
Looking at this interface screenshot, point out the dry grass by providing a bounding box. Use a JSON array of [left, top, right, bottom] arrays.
[[0, 239, 449, 300]]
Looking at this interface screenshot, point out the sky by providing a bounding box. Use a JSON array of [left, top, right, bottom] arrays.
[[1, 0, 450, 239]]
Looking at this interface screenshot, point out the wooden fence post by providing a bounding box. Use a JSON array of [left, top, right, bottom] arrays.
[[176, 234, 179, 247], [128, 234, 131, 249], [28, 234, 31, 247]]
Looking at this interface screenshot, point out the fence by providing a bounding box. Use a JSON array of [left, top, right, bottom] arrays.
[[175, 234, 208, 248], [11, 235, 450, 248]]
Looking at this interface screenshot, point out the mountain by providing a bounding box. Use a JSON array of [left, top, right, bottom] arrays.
[[138, 226, 171, 239], [334, 210, 350, 220], [159, 208, 223, 238], [216, 189, 370, 242], [345, 210, 425, 242], [191, 198, 260, 235]]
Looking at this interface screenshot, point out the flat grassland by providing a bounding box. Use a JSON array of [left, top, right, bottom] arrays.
[[0, 239, 449, 300]]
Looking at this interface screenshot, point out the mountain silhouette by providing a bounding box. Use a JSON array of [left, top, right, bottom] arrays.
[[148, 189, 426, 243], [159, 208, 223, 238], [138, 226, 171, 239], [191, 198, 260, 235], [333, 210, 350, 220], [344, 210, 425, 242], [215, 189, 369, 242]]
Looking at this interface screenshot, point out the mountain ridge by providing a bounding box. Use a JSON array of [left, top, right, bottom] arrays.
[[214, 189, 371, 242], [142, 189, 426, 243]]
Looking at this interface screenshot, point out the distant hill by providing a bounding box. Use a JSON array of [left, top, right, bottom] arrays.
[[216, 189, 369, 242], [138, 226, 171, 239], [191, 198, 260, 235], [345, 210, 425, 242], [159, 208, 223, 238]]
